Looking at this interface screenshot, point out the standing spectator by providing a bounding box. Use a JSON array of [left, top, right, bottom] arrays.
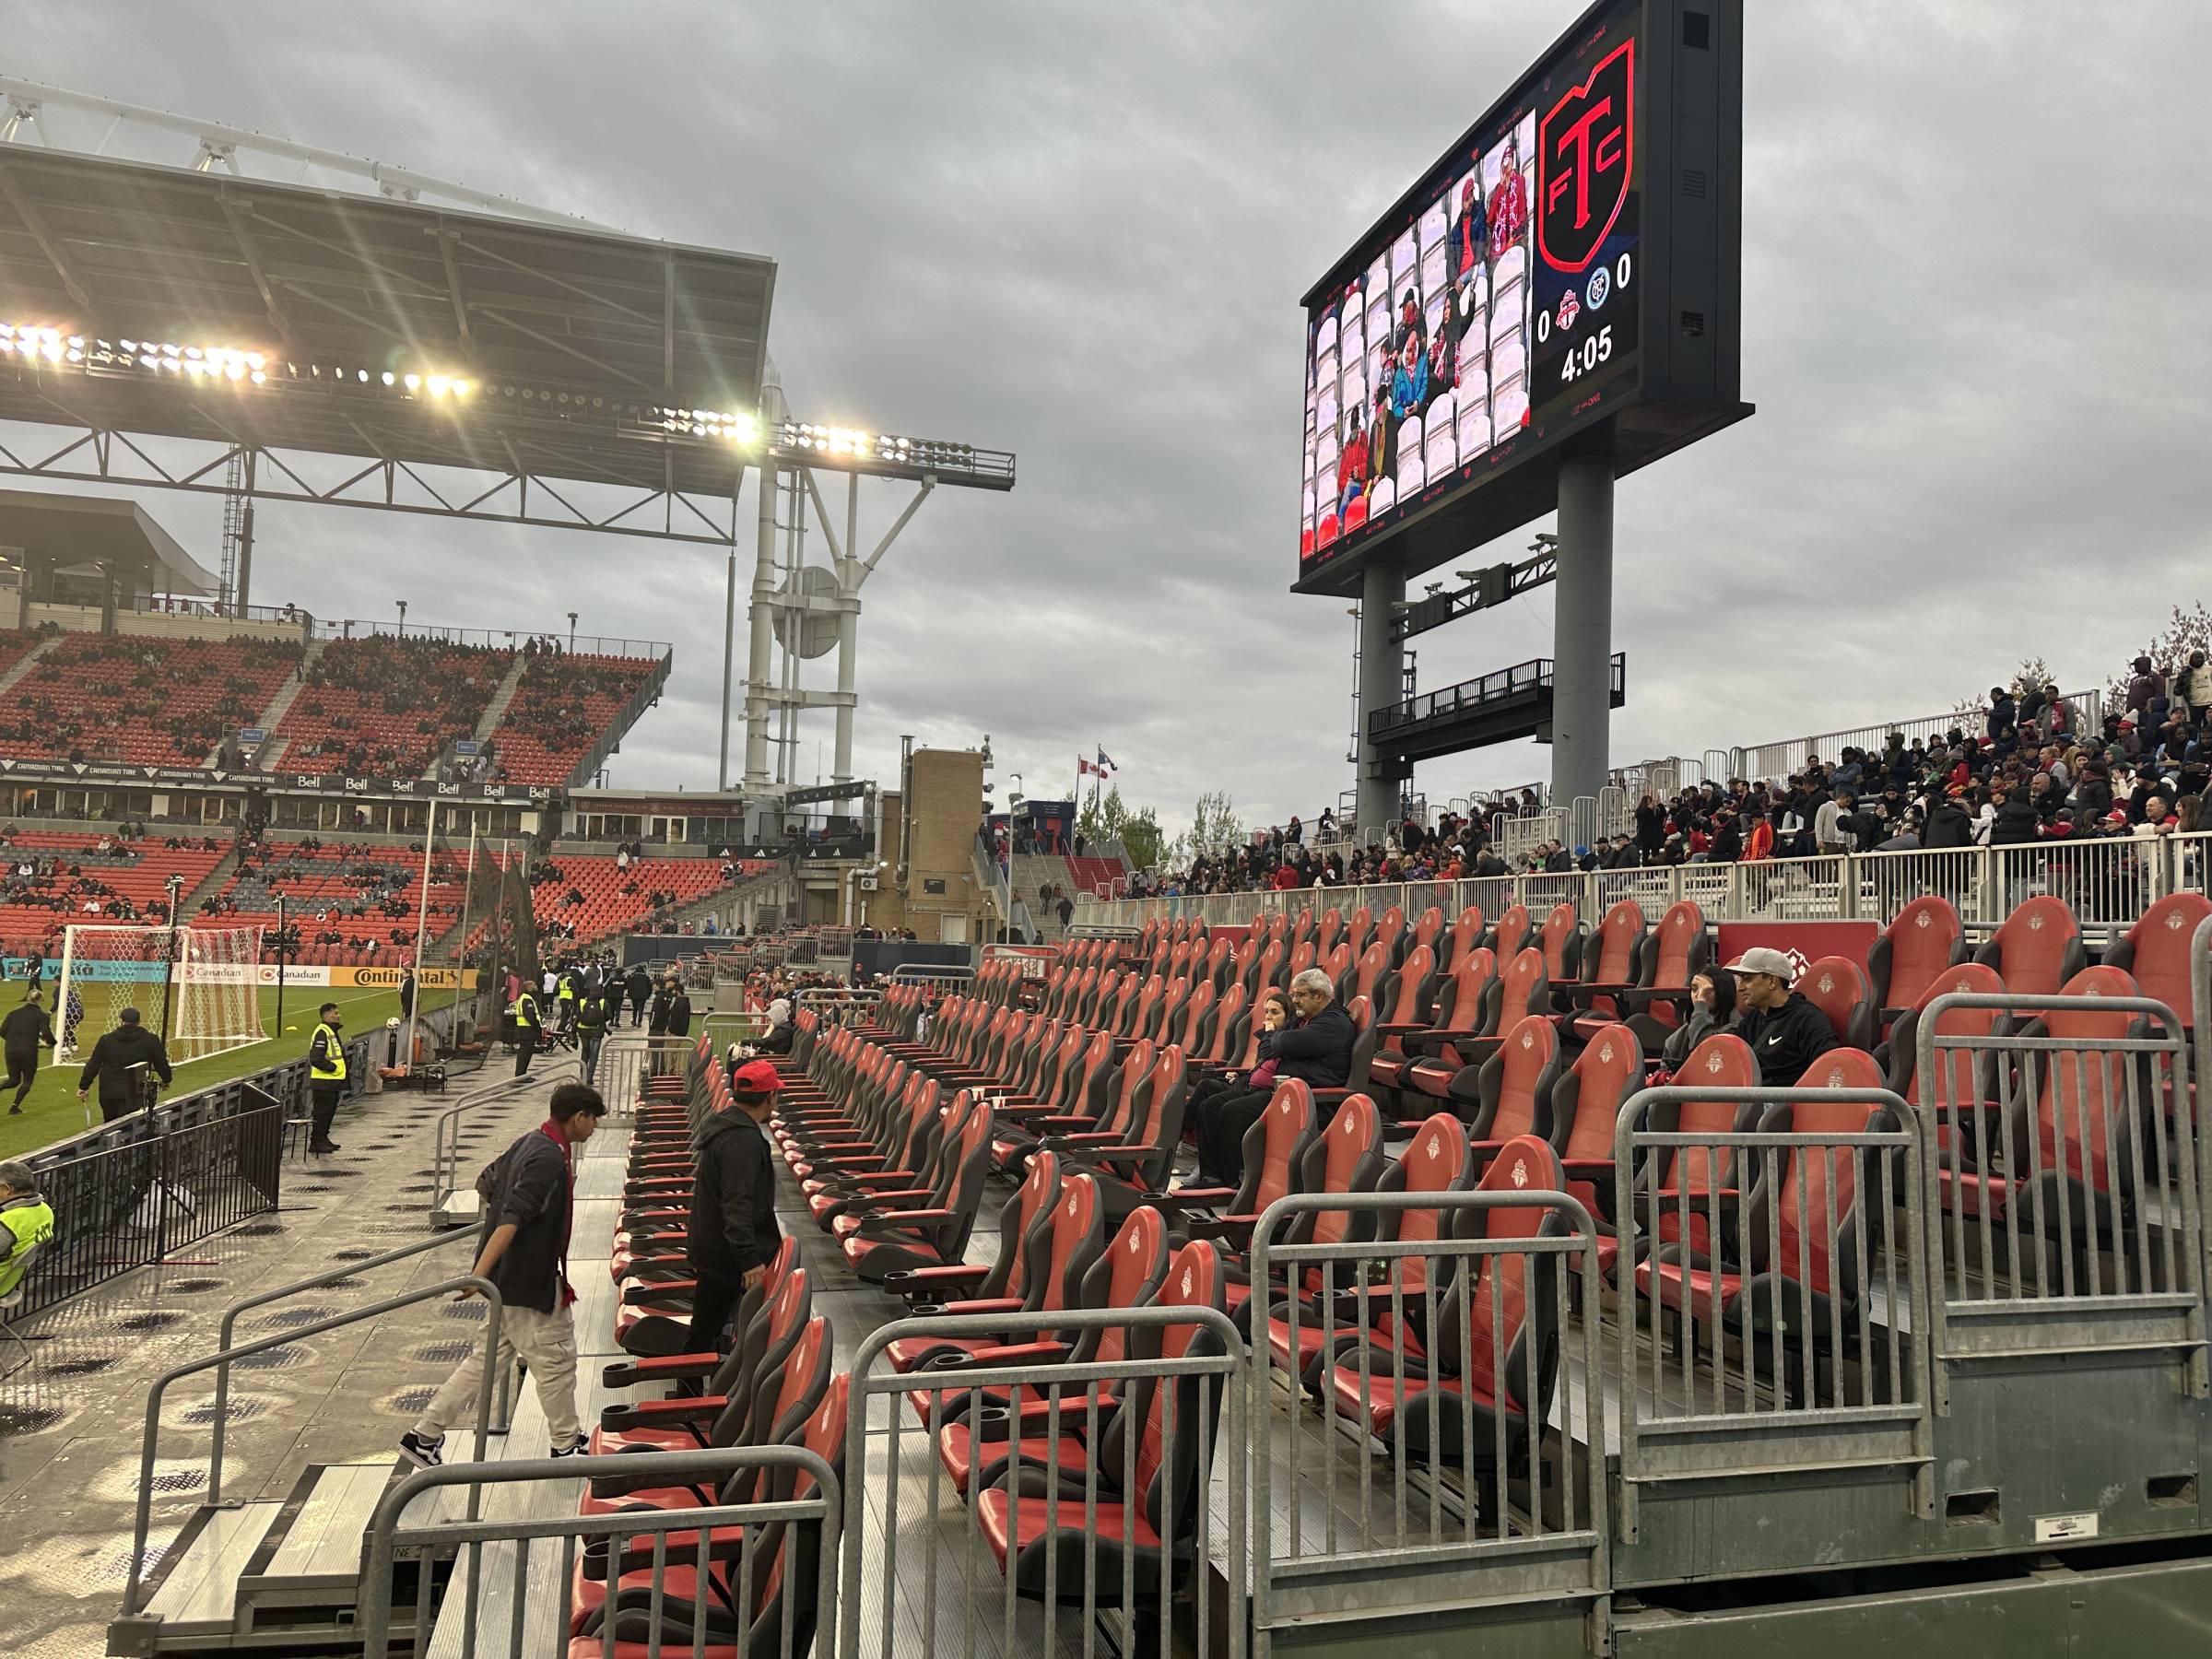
[[76, 1006, 172, 1124], [1, 989, 55, 1115], [400, 1081, 606, 1466], [1056, 890, 1075, 930], [685, 1058, 783, 1353], [573, 984, 608, 1087], [397, 969, 417, 1023], [509, 982, 542, 1078], [307, 1002, 348, 1154], [665, 976, 694, 1043], [2179, 650, 2212, 727], [626, 963, 653, 1030]]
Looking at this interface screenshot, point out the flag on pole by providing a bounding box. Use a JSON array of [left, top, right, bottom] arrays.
[[1077, 757, 1100, 777], [1096, 747, 1118, 771]]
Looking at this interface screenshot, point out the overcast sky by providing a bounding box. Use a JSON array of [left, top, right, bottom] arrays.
[[10, 2, 2211, 836]]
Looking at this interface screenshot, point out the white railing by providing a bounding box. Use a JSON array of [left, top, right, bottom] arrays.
[[1109, 832, 2211, 935]]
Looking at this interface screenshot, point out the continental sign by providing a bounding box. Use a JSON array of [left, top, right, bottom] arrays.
[[251, 965, 481, 990]]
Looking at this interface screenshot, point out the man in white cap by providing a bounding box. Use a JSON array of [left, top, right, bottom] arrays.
[[1721, 947, 1838, 1086]]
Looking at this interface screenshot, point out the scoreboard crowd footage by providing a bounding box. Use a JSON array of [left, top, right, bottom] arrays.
[[1300, 0, 1646, 574]]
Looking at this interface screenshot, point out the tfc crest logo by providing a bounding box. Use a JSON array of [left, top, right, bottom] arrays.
[[1538, 38, 1634, 274]]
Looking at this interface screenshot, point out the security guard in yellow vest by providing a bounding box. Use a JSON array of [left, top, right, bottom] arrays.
[[511, 985, 541, 1079], [308, 1002, 347, 1155]]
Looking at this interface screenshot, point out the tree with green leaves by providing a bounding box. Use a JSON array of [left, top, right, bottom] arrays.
[[1075, 783, 1167, 872]]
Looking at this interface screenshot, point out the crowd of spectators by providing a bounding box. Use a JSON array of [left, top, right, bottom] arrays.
[[1143, 665, 2212, 893], [486, 642, 657, 785], [281, 635, 512, 776], [0, 633, 301, 766]]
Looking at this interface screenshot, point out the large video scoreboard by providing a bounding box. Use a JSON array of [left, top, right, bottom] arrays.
[[1296, 0, 1747, 594]]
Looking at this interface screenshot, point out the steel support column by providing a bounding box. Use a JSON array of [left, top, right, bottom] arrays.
[[741, 463, 779, 787], [1550, 451, 1616, 807], [1355, 561, 1405, 838], [832, 471, 860, 784]]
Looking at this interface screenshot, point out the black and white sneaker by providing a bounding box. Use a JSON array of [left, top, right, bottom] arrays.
[[397, 1430, 444, 1469], [549, 1432, 589, 1459]]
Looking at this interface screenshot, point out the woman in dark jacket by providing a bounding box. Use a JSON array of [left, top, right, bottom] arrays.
[[1634, 795, 1666, 855]]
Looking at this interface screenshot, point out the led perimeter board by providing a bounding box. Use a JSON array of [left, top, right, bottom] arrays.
[[1295, 0, 1747, 595]]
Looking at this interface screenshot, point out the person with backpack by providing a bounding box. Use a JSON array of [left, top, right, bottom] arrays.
[[573, 985, 609, 1087], [399, 1081, 606, 1467]]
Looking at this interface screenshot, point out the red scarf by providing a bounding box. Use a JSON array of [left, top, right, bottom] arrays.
[[540, 1121, 577, 1308]]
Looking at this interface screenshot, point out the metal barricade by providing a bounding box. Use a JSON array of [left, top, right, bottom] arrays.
[[837, 1303, 1246, 1659], [1913, 988, 2204, 1404], [1853, 845, 1986, 924], [1735, 853, 1851, 919], [1246, 1188, 1609, 1632], [1611, 1086, 1935, 1533], [1992, 837, 2164, 928], [358, 1446, 840, 1659]]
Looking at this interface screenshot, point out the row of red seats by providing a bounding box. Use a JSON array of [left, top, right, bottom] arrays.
[[0, 633, 300, 766]]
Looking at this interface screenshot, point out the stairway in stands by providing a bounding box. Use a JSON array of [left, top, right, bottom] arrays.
[[239, 639, 324, 771], [0, 633, 59, 698], [469, 653, 531, 747], [1008, 851, 1077, 942]]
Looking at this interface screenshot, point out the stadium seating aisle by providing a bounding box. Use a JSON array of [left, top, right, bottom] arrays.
[[0, 631, 301, 766], [488, 651, 659, 785], [270, 634, 513, 778]]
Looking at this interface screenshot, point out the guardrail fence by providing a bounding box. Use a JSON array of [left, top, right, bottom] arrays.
[[1100, 831, 2212, 935]]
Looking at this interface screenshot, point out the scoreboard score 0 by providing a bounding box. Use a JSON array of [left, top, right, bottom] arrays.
[[1295, 0, 1747, 595]]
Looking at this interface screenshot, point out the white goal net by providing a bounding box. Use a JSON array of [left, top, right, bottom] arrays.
[[57, 923, 266, 1065]]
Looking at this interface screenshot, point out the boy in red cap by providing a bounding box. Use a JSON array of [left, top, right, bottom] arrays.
[[685, 1057, 784, 1353]]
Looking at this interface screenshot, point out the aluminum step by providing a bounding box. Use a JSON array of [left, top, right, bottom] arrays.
[[234, 1461, 399, 1612], [432, 1188, 482, 1230], [129, 1500, 286, 1639]]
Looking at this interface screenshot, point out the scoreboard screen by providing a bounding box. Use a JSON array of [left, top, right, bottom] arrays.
[[1296, 0, 1745, 593]]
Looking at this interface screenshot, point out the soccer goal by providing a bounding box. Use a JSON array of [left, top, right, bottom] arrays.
[[57, 923, 266, 1065]]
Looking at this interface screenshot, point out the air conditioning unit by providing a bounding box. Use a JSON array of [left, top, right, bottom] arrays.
[[857, 874, 878, 891]]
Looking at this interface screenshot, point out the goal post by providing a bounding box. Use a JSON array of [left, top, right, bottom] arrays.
[[57, 922, 266, 1065]]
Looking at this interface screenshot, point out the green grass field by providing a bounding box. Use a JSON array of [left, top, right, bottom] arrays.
[[0, 983, 463, 1159]]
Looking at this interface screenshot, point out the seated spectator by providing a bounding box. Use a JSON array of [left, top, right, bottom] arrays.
[[0, 1159, 53, 1300], [1724, 947, 1838, 1086], [1192, 971, 1350, 1186], [1658, 969, 1737, 1073]]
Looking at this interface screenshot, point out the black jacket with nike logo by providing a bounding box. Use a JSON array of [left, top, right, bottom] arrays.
[[1735, 992, 1839, 1087]]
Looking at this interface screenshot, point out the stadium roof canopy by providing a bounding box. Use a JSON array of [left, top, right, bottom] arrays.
[[0, 146, 776, 542], [0, 486, 216, 593]]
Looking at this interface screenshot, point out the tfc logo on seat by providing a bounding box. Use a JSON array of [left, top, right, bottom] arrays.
[[1538, 38, 1634, 273]]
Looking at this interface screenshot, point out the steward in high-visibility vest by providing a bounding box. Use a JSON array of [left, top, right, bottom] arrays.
[[510, 989, 542, 1079], [307, 1003, 347, 1154], [556, 971, 579, 1031]]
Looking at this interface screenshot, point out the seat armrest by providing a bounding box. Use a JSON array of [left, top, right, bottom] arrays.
[[600, 1351, 721, 1389], [856, 1208, 953, 1236]]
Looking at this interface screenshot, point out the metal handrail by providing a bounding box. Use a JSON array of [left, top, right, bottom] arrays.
[[359, 1443, 839, 1659], [207, 1226, 487, 1504], [122, 1276, 505, 1620], [431, 1072, 547, 1209]]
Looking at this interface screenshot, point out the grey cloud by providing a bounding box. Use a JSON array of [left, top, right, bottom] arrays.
[[9, 0, 2210, 835]]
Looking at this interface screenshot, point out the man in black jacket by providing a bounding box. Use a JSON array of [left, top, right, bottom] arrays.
[[401, 1081, 607, 1466], [1193, 969, 1354, 1184], [1724, 947, 1838, 1086], [686, 1059, 784, 1353], [76, 1006, 173, 1124], [627, 964, 653, 1029], [2, 988, 55, 1114]]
